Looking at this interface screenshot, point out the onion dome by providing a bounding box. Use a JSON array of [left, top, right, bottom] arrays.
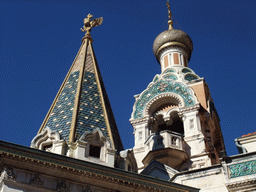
[[153, 2, 193, 62], [153, 29, 193, 61]]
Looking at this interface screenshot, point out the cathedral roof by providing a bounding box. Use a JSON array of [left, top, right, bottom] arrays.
[[38, 34, 123, 151]]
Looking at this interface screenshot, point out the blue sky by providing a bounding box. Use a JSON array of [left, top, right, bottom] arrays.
[[1, 0, 255, 156]]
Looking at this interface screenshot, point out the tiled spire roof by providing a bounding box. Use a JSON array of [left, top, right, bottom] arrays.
[[38, 36, 123, 151]]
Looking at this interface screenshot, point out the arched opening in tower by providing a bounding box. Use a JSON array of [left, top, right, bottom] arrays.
[[169, 111, 184, 135], [149, 104, 184, 135]]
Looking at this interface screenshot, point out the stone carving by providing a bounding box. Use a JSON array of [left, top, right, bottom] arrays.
[[56, 179, 69, 191], [30, 127, 61, 150], [0, 167, 15, 181], [81, 14, 103, 36], [229, 160, 256, 178], [29, 173, 43, 186]]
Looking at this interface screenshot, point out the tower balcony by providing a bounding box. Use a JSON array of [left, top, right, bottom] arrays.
[[142, 130, 188, 170]]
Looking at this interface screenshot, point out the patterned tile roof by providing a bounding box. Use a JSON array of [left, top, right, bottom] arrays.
[[38, 38, 123, 151]]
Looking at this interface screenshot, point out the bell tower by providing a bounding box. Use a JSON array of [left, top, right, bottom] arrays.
[[130, 2, 225, 173]]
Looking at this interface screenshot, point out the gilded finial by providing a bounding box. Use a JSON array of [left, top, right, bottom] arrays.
[[81, 13, 103, 38], [166, 1, 173, 30]]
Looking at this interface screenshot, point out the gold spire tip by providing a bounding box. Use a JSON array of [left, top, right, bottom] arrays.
[[166, 1, 173, 30], [80, 13, 103, 38]]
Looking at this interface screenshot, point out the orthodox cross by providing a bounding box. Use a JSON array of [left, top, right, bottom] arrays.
[[166, 1, 174, 30]]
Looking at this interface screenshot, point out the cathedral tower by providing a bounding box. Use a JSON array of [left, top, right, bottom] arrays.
[[31, 14, 123, 168], [130, 2, 225, 172]]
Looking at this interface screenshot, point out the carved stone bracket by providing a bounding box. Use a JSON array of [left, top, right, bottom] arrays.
[[0, 167, 15, 181]]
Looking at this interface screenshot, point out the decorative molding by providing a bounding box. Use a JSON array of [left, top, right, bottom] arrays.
[[145, 93, 183, 115], [0, 143, 197, 192], [31, 127, 62, 150], [183, 168, 222, 179], [179, 104, 200, 114], [130, 117, 149, 126], [226, 179, 256, 190], [156, 44, 190, 61]]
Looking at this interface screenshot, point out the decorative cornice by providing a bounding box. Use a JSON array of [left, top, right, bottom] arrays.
[[0, 141, 198, 192], [156, 43, 191, 62], [226, 179, 256, 189], [179, 104, 200, 115], [130, 116, 150, 126]]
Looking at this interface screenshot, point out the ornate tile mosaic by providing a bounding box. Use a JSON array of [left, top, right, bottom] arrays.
[[133, 79, 195, 119], [42, 43, 123, 150], [182, 68, 192, 73], [75, 53, 108, 140], [44, 70, 79, 141], [163, 68, 175, 73], [185, 74, 198, 81], [229, 160, 256, 178], [163, 74, 177, 80]]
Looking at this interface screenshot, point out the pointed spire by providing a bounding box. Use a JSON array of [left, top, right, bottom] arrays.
[[37, 15, 123, 151], [166, 1, 173, 30]]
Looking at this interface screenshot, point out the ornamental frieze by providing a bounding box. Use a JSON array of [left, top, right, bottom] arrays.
[[29, 173, 43, 186], [229, 160, 256, 178], [56, 179, 69, 191], [133, 80, 195, 119]]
